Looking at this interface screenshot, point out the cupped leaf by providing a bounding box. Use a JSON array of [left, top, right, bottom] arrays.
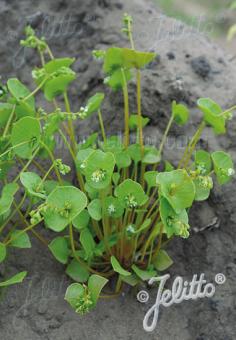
[[0, 242, 6, 263], [115, 151, 131, 169], [198, 98, 226, 134], [0, 271, 27, 288], [129, 114, 149, 130], [153, 249, 173, 271], [43, 186, 87, 232], [79, 93, 104, 119], [211, 151, 234, 185], [193, 177, 211, 201], [10, 231, 31, 249], [20, 172, 46, 199], [49, 236, 70, 264], [66, 259, 90, 283], [144, 171, 158, 189], [103, 47, 156, 72], [0, 183, 19, 216], [88, 199, 102, 221], [72, 210, 90, 231], [111, 256, 131, 276], [0, 103, 14, 128], [7, 78, 35, 110], [142, 146, 161, 165], [194, 150, 212, 175], [172, 101, 189, 126], [160, 197, 190, 238], [44, 74, 76, 101], [127, 144, 142, 164], [88, 274, 108, 303], [103, 196, 124, 218], [115, 179, 148, 208], [85, 150, 115, 190], [65, 283, 85, 310], [104, 68, 132, 90], [157, 169, 195, 213], [11, 116, 41, 159]]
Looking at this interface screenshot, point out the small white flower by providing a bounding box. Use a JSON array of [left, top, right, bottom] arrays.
[[125, 194, 138, 208], [107, 204, 116, 215], [228, 168, 235, 176], [91, 169, 106, 183], [126, 224, 135, 234]]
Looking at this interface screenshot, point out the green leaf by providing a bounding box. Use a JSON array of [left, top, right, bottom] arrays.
[[88, 199, 102, 221], [195, 150, 212, 175], [212, 151, 234, 185], [144, 171, 158, 189], [134, 218, 151, 234], [103, 47, 156, 72], [85, 150, 115, 190], [104, 68, 132, 90], [15, 100, 35, 119], [132, 264, 156, 281], [0, 103, 14, 128], [11, 116, 41, 159], [115, 179, 148, 208], [20, 172, 46, 199], [172, 101, 189, 126], [153, 250, 173, 271], [10, 231, 31, 249], [0, 271, 27, 288], [66, 259, 90, 283], [193, 178, 211, 201], [76, 148, 95, 174], [0, 183, 19, 216], [127, 144, 142, 164], [111, 256, 131, 276], [7, 78, 35, 110], [198, 98, 226, 134], [44, 58, 75, 74], [49, 236, 70, 264], [129, 114, 149, 130], [65, 283, 85, 310], [112, 172, 120, 186], [142, 146, 161, 164], [80, 228, 95, 259], [157, 169, 195, 213], [160, 197, 190, 238], [115, 151, 131, 169], [120, 274, 139, 286], [43, 186, 87, 232], [0, 242, 6, 263], [72, 210, 90, 230], [103, 196, 124, 218], [80, 93, 105, 118], [44, 74, 76, 101], [88, 274, 108, 303]]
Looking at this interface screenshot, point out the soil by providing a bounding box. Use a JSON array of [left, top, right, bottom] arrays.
[[0, 0, 236, 339]]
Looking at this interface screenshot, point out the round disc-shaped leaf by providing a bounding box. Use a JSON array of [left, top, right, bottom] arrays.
[[11, 116, 41, 159], [44, 186, 87, 232], [103, 196, 124, 218], [198, 98, 225, 134], [115, 179, 148, 208], [212, 151, 234, 185], [72, 209, 90, 231], [66, 259, 90, 283], [49, 236, 70, 264], [157, 169, 195, 213], [85, 150, 115, 190]]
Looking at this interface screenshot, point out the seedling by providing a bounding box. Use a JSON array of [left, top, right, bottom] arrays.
[[0, 14, 235, 314]]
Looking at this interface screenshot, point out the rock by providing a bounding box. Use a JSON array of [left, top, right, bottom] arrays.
[[191, 56, 212, 78]]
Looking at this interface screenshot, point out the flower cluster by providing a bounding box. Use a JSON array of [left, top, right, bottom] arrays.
[[54, 159, 71, 175]]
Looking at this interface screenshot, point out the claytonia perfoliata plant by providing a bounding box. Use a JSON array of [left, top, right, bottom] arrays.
[[0, 14, 235, 314]]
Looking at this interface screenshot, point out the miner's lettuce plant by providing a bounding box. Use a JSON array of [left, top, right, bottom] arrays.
[[0, 14, 235, 313]]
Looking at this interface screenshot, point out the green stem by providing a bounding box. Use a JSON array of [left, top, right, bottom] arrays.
[[159, 114, 174, 155], [3, 104, 16, 137], [13, 146, 40, 183], [40, 141, 62, 184], [98, 110, 107, 143], [64, 91, 77, 152], [121, 68, 130, 148], [23, 78, 48, 102], [136, 69, 144, 154]]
